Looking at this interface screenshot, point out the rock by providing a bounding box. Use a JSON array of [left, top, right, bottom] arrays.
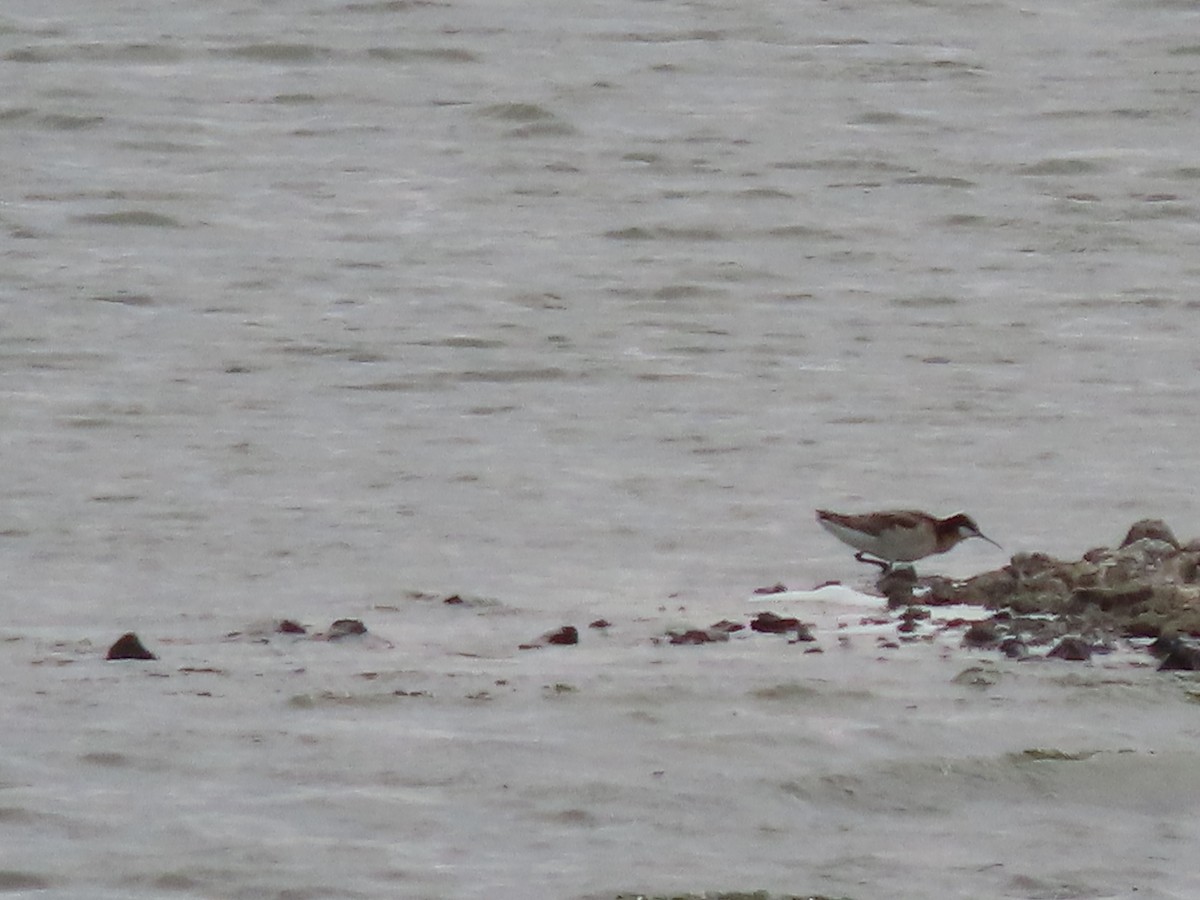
[[753, 583, 788, 595], [519, 625, 578, 649], [1000, 637, 1029, 659], [1153, 636, 1200, 670], [1124, 614, 1164, 639], [1176, 553, 1200, 583], [897, 606, 929, 634], [1008, 552, 1064, 580], [953, 665, 1003, 687], [1121, 519, 1179, 550], [750, 611, 800, 634], [106, 632, 156, 661], [1048, 636, 1092, 661], [327, 619, 368, 640], [277, 619, 306, 634], [588, 618, 612, 629], [443, 594, 466, 605], [791, 623, 816, 642], [1070, 585, 1155, 612], [667, 628, 729, 645], [923, 575, 965, 606], [963, 620, 1001, 648], [709, 619, 745, 634], [877, 568, 916, 608], [958, 568, 1019, 606], [546, 625, 578, 645]]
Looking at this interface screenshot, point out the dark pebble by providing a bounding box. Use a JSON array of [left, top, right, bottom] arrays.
[[792, 622, 816, 642], [106, 632, 157, 661], [1155, 637, 1200, 671], [588, 618, 612, 629], [1000, 637, 1029, 659], [878, 568, 917, 608], [443, 594, 465, 605], [327, 619, 368, 640], [520, 625, 579, 649], [753, 583, 788, 595], [668, 629, 727, 645], [1120, 518, 1180, 549], [1048, 636, 1092, 661], [545, 625, 578, 645], [709, 619, 745, 634], [750, 611, 800, 634], [963, 620, 1001, 648], [277, 619, 306, 634]]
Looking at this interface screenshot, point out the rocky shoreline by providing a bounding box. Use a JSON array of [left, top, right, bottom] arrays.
[[101, 519, 1200, 674], [865, 518, 1200, 669]]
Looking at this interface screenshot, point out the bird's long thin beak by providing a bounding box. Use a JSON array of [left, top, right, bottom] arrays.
[[975, 532, 1003, 551]]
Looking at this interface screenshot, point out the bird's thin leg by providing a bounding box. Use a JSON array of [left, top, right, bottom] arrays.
[[854, 551, 891, 572]]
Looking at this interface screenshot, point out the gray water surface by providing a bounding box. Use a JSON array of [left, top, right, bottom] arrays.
[[5, 0, 1200, 896]]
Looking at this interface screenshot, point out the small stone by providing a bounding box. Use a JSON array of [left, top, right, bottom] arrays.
[[709, 619, 745, 633], [106, 632, 156, 661], [1120, 519, 1179, 550], [588, 618, 612, 629], [519, 625, 578, 649], [953, 665, 1002, 687], [792, 622, 816, 642], [750, 611, 800, 634], [1000, 637, 1029, 659], [963, 620, 1001, 648], [277, 619, 306, 634], [545, 625, 578, 645], [443, 594, 466, 605], [958, 568, 1019, 605], [878, 568, 917, 608], [1153, 636, 1200, 670], [1048, 636, 1092, 661], [898, 606, 930, 634], [1071, 585, 1155, 611], [923, 575, 963, 606], [753, 583, 788, 595], [327, 619, 368, 640], [668, 628, 727, 645]]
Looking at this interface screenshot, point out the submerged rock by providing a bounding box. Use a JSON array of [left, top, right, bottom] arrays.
[[1154, 637, 1200, 671], [519, 625, 578, 649], [667, 628, 729, 645], [962, 620, 1001, 648], [877, 567, 917, 608], [1121, 518, 1179, 550], [106, 632, 156, 661], [749, 611, 800, 634], [326, 619, 368, 640], [1047, 636, 1093, 661]]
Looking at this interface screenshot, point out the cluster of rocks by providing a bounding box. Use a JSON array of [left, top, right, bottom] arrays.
[[105, 618, 378, 662], [877, 518, 1200, 669]]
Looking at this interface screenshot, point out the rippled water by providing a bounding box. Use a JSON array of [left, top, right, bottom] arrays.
[[5, 0, 1200, 896]]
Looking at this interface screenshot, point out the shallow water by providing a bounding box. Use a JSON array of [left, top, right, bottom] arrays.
[[5, 0, 1200, 896]]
